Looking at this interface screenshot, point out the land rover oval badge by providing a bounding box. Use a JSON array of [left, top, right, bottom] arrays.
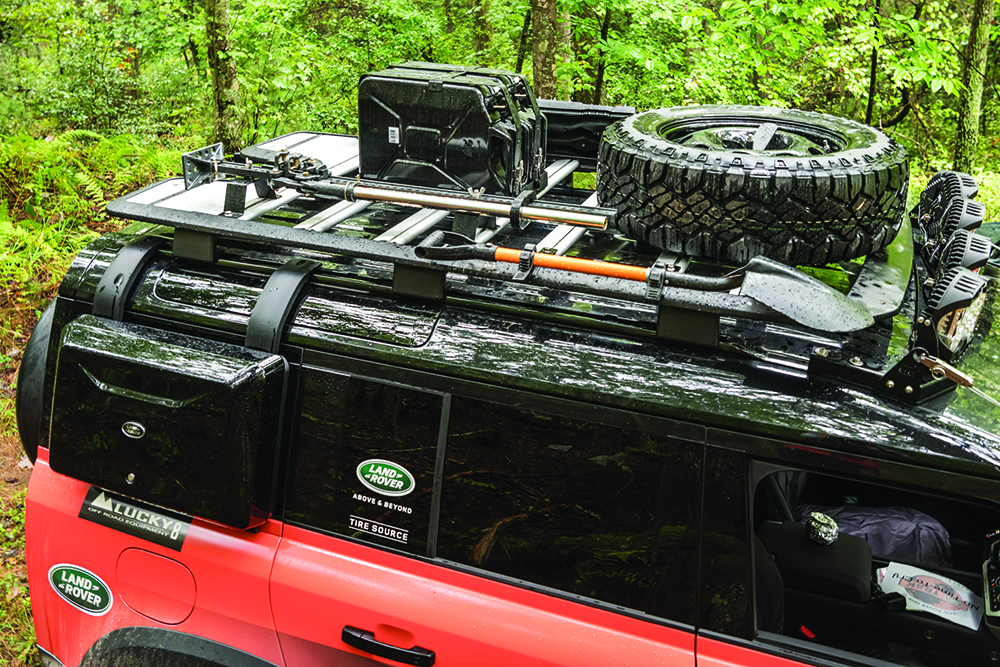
[[122, 421, 145, 439], [356, 459, 415, 497], [48, 564, 113, 616]]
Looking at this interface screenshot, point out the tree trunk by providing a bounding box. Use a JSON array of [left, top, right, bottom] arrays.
[[515, 10, 532, 73], [865, 45, 878, 125], [954, 0, 995, 173], [571, 6, 612, 105], [443, 0, 455, 33], [470, 0, 492, 64], [571, 4, 599, 104], [864, 0, 882, 126], [205, 0, 240, 153], [592, 7, 612, 105], [185, 38, 201, 72], [559, 9, 572, 99], [531, 0, 559, 99]]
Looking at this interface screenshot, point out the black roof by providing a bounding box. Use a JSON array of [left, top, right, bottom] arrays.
[[96, 132, 1000, 484]]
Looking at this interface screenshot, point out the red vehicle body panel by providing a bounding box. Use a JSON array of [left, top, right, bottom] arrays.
[[271, 524, 696, 667], [27, 449, 285, 667], [697, 636, 807, 667]]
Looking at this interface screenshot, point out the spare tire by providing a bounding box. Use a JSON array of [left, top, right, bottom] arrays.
[[597, 105, 909, 265], [16, 299, 55, 463]]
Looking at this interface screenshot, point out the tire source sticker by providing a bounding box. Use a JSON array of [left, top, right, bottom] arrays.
[[79, 486, 190, 551], [49, 564, 113, 616], [356, 459, 415, 497], [348, 515, 409, 544]]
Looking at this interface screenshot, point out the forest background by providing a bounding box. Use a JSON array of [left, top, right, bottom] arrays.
[[0, 0, 997, 663]]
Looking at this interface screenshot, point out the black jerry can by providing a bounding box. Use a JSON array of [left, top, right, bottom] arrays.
[[358, 61, 546, 196]]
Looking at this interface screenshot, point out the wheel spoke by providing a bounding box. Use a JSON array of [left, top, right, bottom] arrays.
[[752, 122, 778, 151]]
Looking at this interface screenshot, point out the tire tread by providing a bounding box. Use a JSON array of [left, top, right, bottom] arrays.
[[597, 106, 909, 264]]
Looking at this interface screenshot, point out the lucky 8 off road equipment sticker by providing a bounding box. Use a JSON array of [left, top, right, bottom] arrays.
[[49, 564, 113, 616], [79, 486, 191, 551]]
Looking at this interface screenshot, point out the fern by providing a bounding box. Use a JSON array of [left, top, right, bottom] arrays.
[[73, 170, 105, 202], [54, 129, 105, 148]]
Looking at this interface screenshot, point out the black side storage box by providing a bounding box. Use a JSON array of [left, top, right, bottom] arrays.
[[49, 315, 286, 528], [359, 61, 546, 195]]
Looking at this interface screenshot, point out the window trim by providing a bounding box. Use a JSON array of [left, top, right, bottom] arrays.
[[698, 629, 918, 667]]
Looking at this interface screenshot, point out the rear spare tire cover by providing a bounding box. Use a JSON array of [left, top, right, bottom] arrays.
[[597, 105, 909, 265], [15, 299, 55, 463]]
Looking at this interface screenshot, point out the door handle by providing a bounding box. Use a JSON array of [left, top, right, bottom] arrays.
[[342, 626, 435, 667]]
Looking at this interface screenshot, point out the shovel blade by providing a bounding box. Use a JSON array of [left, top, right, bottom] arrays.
[[740, 257, 874, 332]]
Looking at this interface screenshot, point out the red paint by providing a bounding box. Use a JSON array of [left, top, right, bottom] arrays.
[[116, 549, 196, 624], [697, 635, 811, 667], [271, 524, 695, 667], [27, 451, 284, 667]]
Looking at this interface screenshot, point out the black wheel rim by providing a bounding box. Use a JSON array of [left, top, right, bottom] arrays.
[[645, 115, 850, 157]]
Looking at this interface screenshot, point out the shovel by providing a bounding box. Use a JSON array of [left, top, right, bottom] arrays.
[[416, 241, 874, 333]]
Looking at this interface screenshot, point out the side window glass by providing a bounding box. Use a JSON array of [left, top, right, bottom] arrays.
[[751, 468, 1000, 665], [285, 370, 442, 555], [436, 396, 702, 625]]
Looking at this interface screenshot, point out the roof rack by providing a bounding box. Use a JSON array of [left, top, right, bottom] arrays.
[[106, 132, 995, 406]]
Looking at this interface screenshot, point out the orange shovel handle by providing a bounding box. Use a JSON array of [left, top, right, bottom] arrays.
[[493, 247, 649, 282]]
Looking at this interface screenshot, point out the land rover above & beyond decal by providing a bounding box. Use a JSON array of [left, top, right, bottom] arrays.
[[347, 459, 419, 546], [49, 564, 113, 616]]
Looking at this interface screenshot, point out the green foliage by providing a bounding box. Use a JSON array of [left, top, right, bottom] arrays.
[[230, 0, 471, 142], [0, 132, 187, 227], [973, 171, 1000, 222], [0, 210, 92, 306], [0, 0, 992, 176], [0, 0, 208, 136], [0, 132, 189, 442], [0, 491, 34, 667]]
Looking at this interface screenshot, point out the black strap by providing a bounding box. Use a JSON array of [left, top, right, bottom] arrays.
[[246, 258, 320, 353], [92, 236, 165, 321], [513, 243, 535, 281], [645, 260, 668, 301], [510, 189, 536, 230]]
